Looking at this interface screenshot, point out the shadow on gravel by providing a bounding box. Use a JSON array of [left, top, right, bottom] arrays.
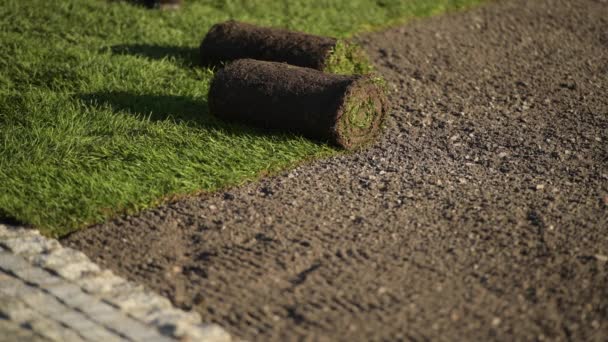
[[109, 44, 199, 67]]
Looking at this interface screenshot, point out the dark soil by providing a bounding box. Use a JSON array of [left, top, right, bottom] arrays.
[[200, 20, 337, 70], [209, 59, 387, 149], [65, 0, 608, 340]]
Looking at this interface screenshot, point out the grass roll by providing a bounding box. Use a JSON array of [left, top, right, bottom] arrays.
[[208, 59, 387, 150], [200, 20, 371, 74]]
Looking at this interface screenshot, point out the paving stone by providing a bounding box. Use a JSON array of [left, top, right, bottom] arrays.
[[190, 323, 233, 342], [0, 224, 32, 239], [8, 285, 131, 341], [77, 270, 126, 294], [54, 310, 123, 342], [103, 313, 172, 342], [76, 300, 172, 341], [160, 321, 233, 342], [0, 251, 33, 273], [17, 285, 70, 318], [76, 299, 117, 320], [1, 235, 61, 259], [138, 307, 201, 327], [34, 249, 100, 280], [34, 248, 89, 265], [0, 224, 233, 342], [0, 318, 49, 342], [102, 281, 145, 309], [0, 271, 24, 297], [107, 289, 173, 317], [12, 266, 62, 287], [44, 282, 90, 307], [20, 312, 83, 342], [0, 294, 35, 322], [54, 260, 101, 281]]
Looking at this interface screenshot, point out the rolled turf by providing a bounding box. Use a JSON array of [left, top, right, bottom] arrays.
[[200, 20, 371, 74], [208, 59, 387, 150]]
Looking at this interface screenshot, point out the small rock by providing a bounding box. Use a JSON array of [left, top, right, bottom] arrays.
[[535, 184, 545, 190], [265, 216, 273, 225], [595, 254, 608, 262], [208, 205, 217, 211], [498, 152, 508, 158], [492, 317, 501, 326]]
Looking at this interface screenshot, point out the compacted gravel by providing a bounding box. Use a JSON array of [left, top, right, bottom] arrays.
[[66, 0, 608, 340]]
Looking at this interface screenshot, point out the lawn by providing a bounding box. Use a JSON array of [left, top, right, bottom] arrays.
[[0, 0, 483, 237]]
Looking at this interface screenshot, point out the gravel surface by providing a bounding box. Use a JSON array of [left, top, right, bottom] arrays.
[[65, 0, 608, 340]]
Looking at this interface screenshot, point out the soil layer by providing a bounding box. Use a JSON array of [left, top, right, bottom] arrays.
[[65, 0, 608, 341], [208, 59, 386, 149], [200, 21, 337, 70]]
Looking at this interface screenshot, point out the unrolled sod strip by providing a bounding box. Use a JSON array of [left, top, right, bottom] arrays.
[[208, 59, 388, 150], [200, 20, 371, 74]]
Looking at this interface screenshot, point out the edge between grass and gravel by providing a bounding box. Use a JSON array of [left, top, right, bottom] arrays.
[[0, 0, 485, 237]]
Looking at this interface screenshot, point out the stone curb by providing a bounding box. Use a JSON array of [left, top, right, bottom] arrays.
[[0, 224, 232, 342]]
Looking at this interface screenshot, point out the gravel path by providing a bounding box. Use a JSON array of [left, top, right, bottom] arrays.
[[0, 224, 231, 341], [66, 0, 608, 340]]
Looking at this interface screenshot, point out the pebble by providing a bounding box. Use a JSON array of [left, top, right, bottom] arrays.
[[492, 317, 501, 326], [595, 254, 608, 262]]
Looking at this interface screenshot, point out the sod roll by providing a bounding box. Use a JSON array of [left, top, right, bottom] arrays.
[[208, 59, 387, 150], [200, 20, 370, 73]]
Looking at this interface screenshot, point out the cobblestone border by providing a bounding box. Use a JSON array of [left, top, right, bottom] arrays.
[[0, 224, 232, 341]]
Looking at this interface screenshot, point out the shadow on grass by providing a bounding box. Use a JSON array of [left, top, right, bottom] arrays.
[[79, 91, 214, 126], [0, 210, 25, 227], [109, 44, 199, 67], [77, 91, 300, 141]]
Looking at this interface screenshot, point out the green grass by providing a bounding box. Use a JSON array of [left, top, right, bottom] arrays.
[[0, 0, 484, 237], [325, 40, 374, 75]]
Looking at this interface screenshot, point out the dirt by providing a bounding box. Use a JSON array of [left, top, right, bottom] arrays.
[[209, 59, 386, 149], [64, 0, 608, 340]]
